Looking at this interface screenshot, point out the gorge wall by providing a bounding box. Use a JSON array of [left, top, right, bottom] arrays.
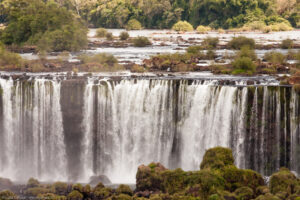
[[0, 76, 299, 183]]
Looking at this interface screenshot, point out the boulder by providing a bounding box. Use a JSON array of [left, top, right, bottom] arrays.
[[269, 168, 298, 195], [89, 175, 111, 186], [200, 147, 235, 170]]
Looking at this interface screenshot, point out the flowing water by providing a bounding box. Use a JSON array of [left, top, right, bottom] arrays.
[[0, 74, 299, 183]]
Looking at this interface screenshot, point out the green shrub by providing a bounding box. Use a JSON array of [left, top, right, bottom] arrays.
[[236, 46, 257, 61], [106, 32, 113, 40], [264, 51, 286, 64], [281, 39, 293, 49], [243, 21, 266, 31], [126, 19, 142, 30], [133, 36, 151, 47], [120, 31, 129, 40], [186, 45, 202, 54], [200, 147, 235, 170], [52, 182, 68, 195], [228, 36, 255, 49], [202, 37, 219, 49], [172, 21, 194, 32], [206, 50, 216, 59], [79, 53, 118, 65], [131, 64, 145, 72], [232, 57, 256, 75], [196, 25, 212, 33], [67, 190, 83, 200], [0, 46, 23, 67], [96, 28, 108, 38], [94, 188, 112, 199]]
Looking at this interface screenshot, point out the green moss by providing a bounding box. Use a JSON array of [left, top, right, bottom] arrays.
[[234, 186, 254, 200], [208, 194, 223, 200], [25, 187, 53, 197], [27, 178, 40, 188], [269, 168, 298, 195], [222, 166, 264, 192], [112, 194, 133, 200], [0, 190, 17, 200], [116, 184, 133, 196], [255, 193, 281, 200], [52, 182, 68, 195], [94, 187, 112, 199], [67, 190, 83, 200], [37, 193, 66, 200], [200, 147, 235, 170], [72, 183, 83, 193]]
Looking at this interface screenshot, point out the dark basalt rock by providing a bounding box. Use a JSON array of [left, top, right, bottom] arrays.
[[89, 175, 111, 186]]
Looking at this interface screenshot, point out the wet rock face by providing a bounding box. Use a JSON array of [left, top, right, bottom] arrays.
[[60, 79, 86, 181]]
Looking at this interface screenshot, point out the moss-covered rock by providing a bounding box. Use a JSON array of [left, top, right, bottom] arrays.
[[136, 163, 166, 192], [25, 187, 53, 197], [234, 186, 254, 200], [0, 190, 17, 200], [72, 183, 83, 193], [275, 191, 288, 199], [116, 184, 133, 196], [53, 182, 69, 195], [269, 168, 298, 195], [94, 187, 112, 199], [27, 178, 40, 188], [67, 190, 83, 200], [37, 193, 66, 200], [111, 194, 133, 200], [200, 147, 235, 170], [222, 165, 264, 192], [255, 193, 281, 200], [208, 194, 223, 200]]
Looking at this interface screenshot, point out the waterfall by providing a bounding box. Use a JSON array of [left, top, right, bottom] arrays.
[[0, 78, 67, 182], [0, 77, 299, 183]]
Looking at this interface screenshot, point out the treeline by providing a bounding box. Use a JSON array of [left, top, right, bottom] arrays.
[[50, 0, 299, 29]]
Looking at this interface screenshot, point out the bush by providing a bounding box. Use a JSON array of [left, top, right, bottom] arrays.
[[96, 28, 108, 38], [133, 36, 151, 47], [0, 46, 23, 67], [202, 37, 219, 49], [281, 39, 293, 49], [172, 21, 194, 32], [186, 45, 202, 54], [196, 25, 212, 33], [1, 0, 87, 52], [52, 182, 68, 195], [264, 51, 286, 64], [228, 36, 255, 49], [79, 53, 118, 65], [106, 32, 113, 40], [236, 46, 257, 61], [131, 65, 145, 72], [232, 57, 256, 75], [126, 19, 142, 30], [25, 187, 52, 197], [120, 31, 129, 40], [243, 21, 266, 31]]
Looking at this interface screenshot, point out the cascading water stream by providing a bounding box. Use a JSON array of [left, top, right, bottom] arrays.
[[0, 77, 299, 183], [0, 78, 67, 182]]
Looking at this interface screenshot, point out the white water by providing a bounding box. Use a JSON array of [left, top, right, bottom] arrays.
[[0, 77, 299, 183], [0, 78, 67, 182]]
